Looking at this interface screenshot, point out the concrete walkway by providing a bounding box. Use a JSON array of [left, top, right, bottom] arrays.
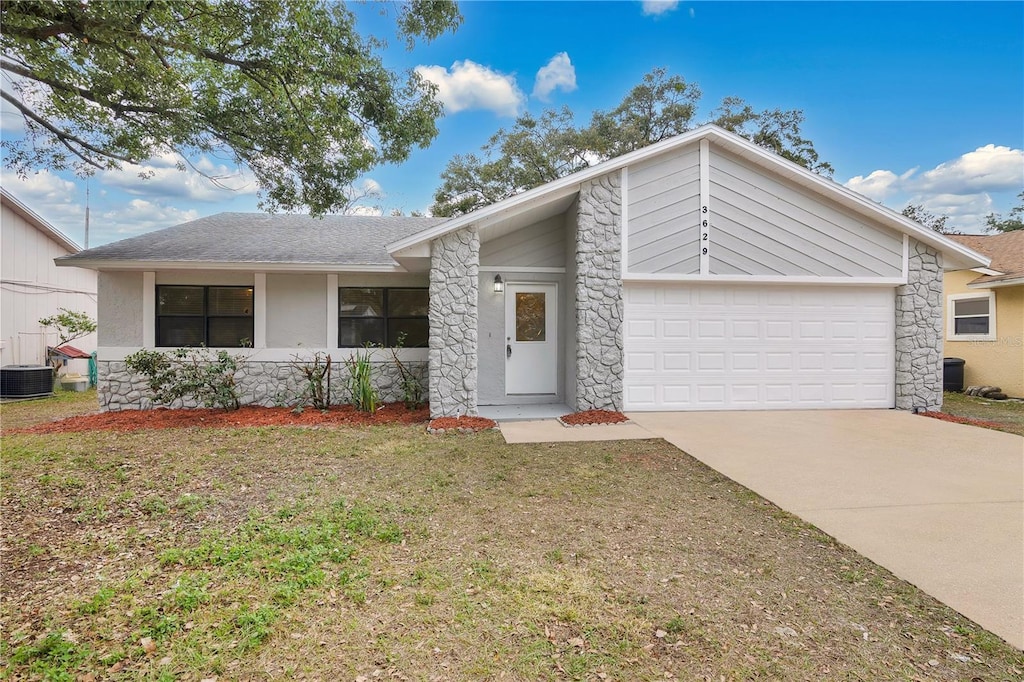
[[627, 410, 1024, 649], [499, 419, 654, 443]]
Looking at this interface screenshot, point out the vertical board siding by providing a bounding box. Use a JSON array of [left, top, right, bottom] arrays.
[[479, 215, 566, 267], [1, 203, 98, 365], [627, 146, 701, 274], [708, 151, 903, 277]]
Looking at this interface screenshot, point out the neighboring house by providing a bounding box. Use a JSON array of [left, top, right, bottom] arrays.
[[57, 125, 988, 416], [944, 231, 1024, 398], [1, 188, 97, 375]]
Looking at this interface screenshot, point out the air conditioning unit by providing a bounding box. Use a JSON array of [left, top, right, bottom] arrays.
[[1, 365, 54, 399]]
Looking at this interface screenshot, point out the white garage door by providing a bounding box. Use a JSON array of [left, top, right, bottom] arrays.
[[623, 284, 895, 410]]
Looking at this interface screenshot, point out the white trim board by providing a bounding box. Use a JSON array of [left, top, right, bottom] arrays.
[[622, 274, 906, 286]]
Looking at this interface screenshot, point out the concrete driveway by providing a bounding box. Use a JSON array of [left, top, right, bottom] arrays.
[[626, 410, 1024, 649]]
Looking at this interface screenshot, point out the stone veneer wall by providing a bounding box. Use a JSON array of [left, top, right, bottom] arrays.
[[428, 226, 480, 418], [574, 171, 624, 411], [97, 359, 427, 411], [895, 238, 944, 410]]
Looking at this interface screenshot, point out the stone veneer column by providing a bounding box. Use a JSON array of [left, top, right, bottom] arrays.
[[895, 238, 944, 410], [428, 226, 480, 418], [575, 171, 623, 411]]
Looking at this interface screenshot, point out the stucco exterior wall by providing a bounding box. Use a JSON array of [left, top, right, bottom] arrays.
[[266, 274, 327, 348], [943, 270, 1024, 398], [97, 271, 143, 347]]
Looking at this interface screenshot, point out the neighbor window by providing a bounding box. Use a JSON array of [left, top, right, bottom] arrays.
[[156, 285, 254, 347], [948, 292, 996, 340], [339, 287, 428, 347]]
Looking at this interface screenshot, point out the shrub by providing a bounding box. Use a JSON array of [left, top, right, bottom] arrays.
[[125, 347, 244, 410], [290, 351, 332, 410], [344, 346, 377, 412], [390, 333, 424, 409]]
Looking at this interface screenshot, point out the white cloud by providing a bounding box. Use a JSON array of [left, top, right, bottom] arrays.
[[844, 144, 1023, 232], [642, 1, 680, 16], [915, 144, 1023, 194], [844, 169, 902, 202], [414, 60, 525, 116], [96, 199, 200, 242], [99, 150, 258, 203], [532, 52, 577, 101]]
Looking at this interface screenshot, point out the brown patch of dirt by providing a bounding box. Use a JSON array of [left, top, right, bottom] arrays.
[[427, 415, 497, 432], [559, 409, 629, 425], [10, 402, 430, 434], [919, 411, 1006, 430]]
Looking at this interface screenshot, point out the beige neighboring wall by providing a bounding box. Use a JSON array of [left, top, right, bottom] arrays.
[[943, 270, 1024, 398]]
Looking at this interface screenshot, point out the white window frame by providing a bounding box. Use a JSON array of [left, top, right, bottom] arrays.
[[947, 291, 996, 341]]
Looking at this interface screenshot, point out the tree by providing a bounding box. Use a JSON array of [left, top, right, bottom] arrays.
[[581, 68, 702, 158], [431, 68, 833, 216], [39, 307, 96, 374], [984, 191, 1024, 232], [1, 0, 461, 214], [432, 107, 592, 216], [901, 203, 952, 234]]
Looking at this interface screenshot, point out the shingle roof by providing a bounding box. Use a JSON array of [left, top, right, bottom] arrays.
[[57, 213, 447, 266], [948, 231, 1024, 285]]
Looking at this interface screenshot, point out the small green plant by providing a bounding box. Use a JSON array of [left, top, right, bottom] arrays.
[[289, 351, 332, 410], [39, 308, 97, 378], [344, 345, 378, 412], [390, 333, 424, 409], [125, 347, 245, 410]]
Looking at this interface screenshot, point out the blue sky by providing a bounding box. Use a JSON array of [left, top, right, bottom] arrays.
[[2, 1, 1021, 247]]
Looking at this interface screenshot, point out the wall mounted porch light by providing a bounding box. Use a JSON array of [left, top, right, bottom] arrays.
[[493, 274, 504, 293]]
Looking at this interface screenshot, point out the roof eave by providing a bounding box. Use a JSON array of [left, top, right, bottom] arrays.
[[2, 188, 82, 252], [386, 124, 991, 271], [967, 276, 1024, 289], [54, 258, 408, 273]]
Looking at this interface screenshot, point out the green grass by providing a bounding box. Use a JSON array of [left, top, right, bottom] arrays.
[[3, 409, 1023, 680], [941, 390, 1024, 436]]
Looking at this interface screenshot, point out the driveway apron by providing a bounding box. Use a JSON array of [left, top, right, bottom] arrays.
[[626, 410, 1024, 649]]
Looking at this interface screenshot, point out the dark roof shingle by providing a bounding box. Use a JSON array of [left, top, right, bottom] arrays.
[[58, 213, 447, 266]]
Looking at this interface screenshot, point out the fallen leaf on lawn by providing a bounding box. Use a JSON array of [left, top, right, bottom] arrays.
[[655, 629, 667, 639], [140, 636, 157, 654]]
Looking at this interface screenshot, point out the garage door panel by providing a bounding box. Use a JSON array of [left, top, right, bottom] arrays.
[[623, 284, 895, 410]]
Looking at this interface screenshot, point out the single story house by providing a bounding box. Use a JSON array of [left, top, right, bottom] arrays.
[[943, 231, 1023, 398], [57, 124, 989, 416]]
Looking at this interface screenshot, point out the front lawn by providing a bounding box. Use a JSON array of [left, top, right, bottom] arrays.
[[2, 401, 1022, 680], [941, 391, 1024, 437]]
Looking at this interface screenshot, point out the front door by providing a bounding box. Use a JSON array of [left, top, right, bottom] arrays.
[[505, 283, 558, 395]]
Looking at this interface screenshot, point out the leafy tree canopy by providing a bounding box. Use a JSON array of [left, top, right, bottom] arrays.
[[431, 68, 833, 217], [901, 203, 952, 234], [1, 0, 461, 214], [984, 191, 1024, 233]]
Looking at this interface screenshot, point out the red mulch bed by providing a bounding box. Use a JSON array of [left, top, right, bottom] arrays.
[[559, 409, 629, 426], [427, 415, 497, 433], [11, 403, 430, 434], [918, 411, 1006, 430]]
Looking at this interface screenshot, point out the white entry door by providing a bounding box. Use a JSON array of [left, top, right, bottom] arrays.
[[505, 283, 558, 395]]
